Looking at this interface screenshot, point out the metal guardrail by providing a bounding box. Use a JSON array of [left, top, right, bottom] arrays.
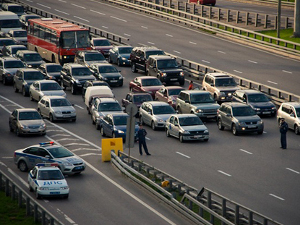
[[0, 170, 64, 225], [105, 0, 300, 57], [230, 0, 295, 8], [112, 151, 283, 225]]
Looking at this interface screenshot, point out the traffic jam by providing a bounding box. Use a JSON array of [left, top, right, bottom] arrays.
[[1, 2, 300, 200]]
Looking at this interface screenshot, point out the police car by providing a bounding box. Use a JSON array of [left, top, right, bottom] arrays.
[[28, 163, 69, 199], [14, 142, 86, 175]]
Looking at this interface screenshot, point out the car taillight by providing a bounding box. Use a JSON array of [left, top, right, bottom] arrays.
[[14, 152, 16, 158]]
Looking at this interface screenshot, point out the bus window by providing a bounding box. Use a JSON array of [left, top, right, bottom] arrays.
[[76, 30, 90, 48]]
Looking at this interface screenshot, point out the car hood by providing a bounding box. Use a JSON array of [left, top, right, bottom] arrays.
[[249, 102, 275, 108], [216, 86, 240, 92], [37, 179, 68, 187], [4, 68, 19, 75], [52, 106, 75, 112], [99, 110, 123, 117], [86, 60, 107, 66], [234, 116, 262, 122], [114, 125, 139, 132], [25, 60, 44, 66], [93, 46, 112, 51], [181, 124, 208, 132], [101, 72, 122, 78], [48, 72, 61, 78], [13, 37, 27, 42], [19, 120, 45, 127], [42, 90, 66, 96], [142, 86, 163, 92], [119, 53, 130, 59], [58, 155, 84, 165], [194, 103, 220, 110], [74, 75, 95, 81], [154, 114, 175, 121], [159, 68, 183, 73]]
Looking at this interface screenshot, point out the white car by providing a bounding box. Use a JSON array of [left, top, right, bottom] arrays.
[[28, 163, 69, 199], [29, 80, 66, 102]]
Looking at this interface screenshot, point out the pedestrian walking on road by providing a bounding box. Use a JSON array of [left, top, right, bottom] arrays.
[[137, 123, 151, 156], [279, 118, 288, 149], [2, 44, 9, 56], [188, 80, 193, 90]]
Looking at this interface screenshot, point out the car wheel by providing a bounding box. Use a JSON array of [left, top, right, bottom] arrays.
[[18, 161, 28, 172], [112, 132, 116, 138], [257, 130, 263, 135], [131, 63, 137, 73], [35, 189, 41, 199], [16, 128, 21, 137], [100, 127, 106, 136], [9, 123, 13, 132], [147, 70, 151, 76], [151, 121, 156, 130], [232, 124, 238, 136], [71, 85, 76, 95], [91, 115, 95, 125], [49, 113, 55, 122], [64, 194, 69, 199], [108, 56, 112, 63], [13, 83, 19, 93], [71, 118, 76, 122], [295, 125, 300, 135], [140, 116, 145, 125], [22, 87, 27, 96], [60, 80, 65, 90], [179, 80, 185, 86], [29, 92, 34, 101], [204, 139, 209, 142], [3, 77, 7, 85], [166, 129, 170, 137], [217, 119, 224, 130], [177, 107, 182, 114], [179, 134, 184, 143], [28, 182, 34, 192], [117, 59, 121, 67]]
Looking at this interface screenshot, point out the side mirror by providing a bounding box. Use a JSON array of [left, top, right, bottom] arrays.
[[45, 155, 51, 159], [185, 100, 189, 103], [211, 84, 214, 87], [290, 113, 295, 117]]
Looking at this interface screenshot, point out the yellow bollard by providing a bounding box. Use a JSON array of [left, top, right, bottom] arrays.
[[101, 138, 123, 162]]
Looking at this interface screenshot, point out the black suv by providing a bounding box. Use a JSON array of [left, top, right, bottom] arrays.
[[60, 63, 95, 95], [130, 46, 165, 74], [147, 55, 185, 86]]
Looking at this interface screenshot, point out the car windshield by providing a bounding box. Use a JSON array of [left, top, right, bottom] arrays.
[[99, 66, 118, 73], [10, 46, 26, 54], [72, 67, 92, 76], [157, 59, 178, 69], [179, 117, 203, 126], [153, 105, 175, 114], [18, 111, 41, 120], [190, 93, 214, 104], [215, 78, 237, 87], [24, 53, 42, 62], [4, 61, 24, 68], [168, 89, 183, 96], [119, 47, 132, 54], [24, 71, 44, 80], [113, 116, 128, 125], [133, 95, 152, 103], [93, 39, 111, 46], [295, 108, 300, 117], [145, 50, 165, 58], [51, 99, 71, 107], [98, 103, 122, 112], [0, 19, 21, 28], [24, 15, 40, 22], [247, 94, 270, 103], [47, 146, 74, 158], [85, 53, 105, 61], [12, 31, 27, 37], [8, 6, 24, 13], [141, 79, 162, 86], [232, 106, 256, 117], [46, 65, 62, 73], [37, 170, 64, 180], [41, 83, 61, 91], [0, 39, 15, 46]]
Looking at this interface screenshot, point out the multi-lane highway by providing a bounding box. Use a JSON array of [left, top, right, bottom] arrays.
[[0, 0, 299, 224]]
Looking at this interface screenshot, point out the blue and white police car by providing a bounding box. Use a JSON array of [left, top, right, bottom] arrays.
[[14, 142, 86, 175], [28, 163, 69, 199]]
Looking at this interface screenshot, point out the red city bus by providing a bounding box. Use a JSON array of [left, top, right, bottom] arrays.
[[27, 18, 91, 64]]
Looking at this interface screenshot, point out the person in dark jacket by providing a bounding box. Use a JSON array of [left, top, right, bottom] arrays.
[[137, 124, 151, 155], [279, 118, 288, 149], [2, 44, 9, 56]]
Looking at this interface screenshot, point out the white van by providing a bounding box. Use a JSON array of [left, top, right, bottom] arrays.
[[84, 86, 114, 113], [0, 11, 22, 34]]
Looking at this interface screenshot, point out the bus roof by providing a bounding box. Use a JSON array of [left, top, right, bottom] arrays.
[[28, 18, 89, 33]]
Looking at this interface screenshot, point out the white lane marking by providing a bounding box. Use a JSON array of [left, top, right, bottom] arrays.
[[166, 34, 173, 37], [269, 194, 285, 201], [248, 60, 257, 64], [218, 170, 232, 177], [37, 3, 51, 8], [282, 70, 292, 74], [239, 149, 253, 154], [0, 104, 12, 113], [102, 26, 108, 29], [176, 152, 190, 158], [64, 143, 90, 146], [72, 148, 100, 152], [50, 134, 71, 137], [286, 168, 300, 174], [202, 60, 210, 64], [25, 0, 33, 2], [268, 80, 278, 85], [71, 3, 86, 9], [263, 131, 267, 133], [79, 153, 101, 157], [110, 16, 127, 22], [73, 16, 89, 22], [124, 33, 131, 37], [148, 42, 155, 45], [173, 50, 181, 54], [86, 161, 178, 225], [2, 157, 13, 159], [141, 26, 148, 29], [74, 104, 84, 109], [146, 137, 151, 140], [218, 51, 226, 54], [56, 208, 76, 224], [56, 138, 79, 141], [233, 70, 243, 74], [58, 0, 67, 2], [189, 41, 197, 45], [0, 161, 7, 167], [8, 168, 29, 188], [54, 9, 69, 15], [90, 9, 105, 15]]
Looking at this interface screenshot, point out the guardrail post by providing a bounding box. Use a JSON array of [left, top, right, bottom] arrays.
[[249, 211, 253, 225], [236, 11, 240, 23], [207, 190, 212, 208], [200, 5, 204, 17], [50, 218, 55, 225], [169, 0, 172, 8], [255, 13, 259, 27], [264, 15, 269, 28], [209, 7, 212, 19], [288, 95, 292, 102], [177, 1, 180, 10], [218, 8, 221, 21], [221, 199, 226, 225], [5, 179, 9, 196], [235, 205, 239, 224], [246, 12, 249, 25], [18, 191, 22, 208], [34, 203, 38, 223], [26, 197, 30, 216], [185, 2, 188, 14], [0, 173, 2, 190], [42, 211, 46, 225], [11, 184, 15, 200], [193, 4, 196, 15], [227, 9, 230, 22]]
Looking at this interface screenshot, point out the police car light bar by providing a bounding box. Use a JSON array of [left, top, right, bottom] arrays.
[[39, 141, 54, 146], [36, 163, 59, 167]]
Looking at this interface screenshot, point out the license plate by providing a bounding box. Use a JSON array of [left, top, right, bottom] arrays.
[[50, 192, 60, 195], [63, 115, 71, 117], [74, 166, 83, 171], [262, 111, 271, 114], [29, 129, 38, 132], [194, 135, 203, 138], [248, 125, 256, 128], [110, 80, 118, 82], [207, 116, 215, 118], [170, 78, 178, 81]]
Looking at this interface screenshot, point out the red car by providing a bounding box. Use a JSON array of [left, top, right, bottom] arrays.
[[90, 38, 113, 57], [155, 86, 185, 109], [129, 76, 164, 99]]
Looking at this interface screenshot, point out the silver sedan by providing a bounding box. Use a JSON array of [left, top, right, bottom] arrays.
[[29, 80, 66, 101]]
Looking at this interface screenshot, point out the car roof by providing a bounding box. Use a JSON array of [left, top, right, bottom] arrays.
[[129, 92, 151, 96], [64, 63, 86, 68], [136, 76, 159, 80], [173, 114, 199, 118], [41, 95, 67, 100], [237, 90, 264, 95], [98, 98, 118, 103], [42, 63, 61, 66], [144, 101, 170, 106], [206, 73, 230, 78], [223, 102, 248, 107], [282, 102, 300, 107], [17, 50, 39, 54], [149, 55, 173, 60], [132, 46, 160, 51], [164, 86, 185, 90], [35, 80, 58, 84], [18, 68, 40, 72], [92, 37, 109, 40], [91, 63, 112, 67], [116, 46, 132, 48], [109, 113, 129, 117], [16, 108, 38, 112], [78, 50, 101, 54], [182, 90, 210, 94], [7, 44, 26, 48], [1, 56, 20, 61], [36, 166, 60, 171]]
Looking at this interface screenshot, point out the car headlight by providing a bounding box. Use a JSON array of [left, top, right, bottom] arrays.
[[75, 79, 81, 84], [40, 124, 46, 128], [196, 109, 203, 113], [238, 122, 246, 126], [118, 130, 124, 134], [271, 107, 276, 110], [27, 64, 32, 68], [182, 130, 190, 134], [160, 72, 167, 77], [71, 110, 76, 113], [102, 77, 108, 80], [20, 124, 27, 129], [121, 57, 127, 60], [204, 130, 209, 134], [55, 111, 62, 115], [60, 186, 69, 190], [119, 76, 123, 80], [258, 120, 264, 124], [63, 162, 73, 166], [4, 72, 12, 76], [253, 108, 260, 111], [227, 93, 232, 96], [48, 76, 54, 80], [39, 187, 49, 190], [180, 71, 184, 76]]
